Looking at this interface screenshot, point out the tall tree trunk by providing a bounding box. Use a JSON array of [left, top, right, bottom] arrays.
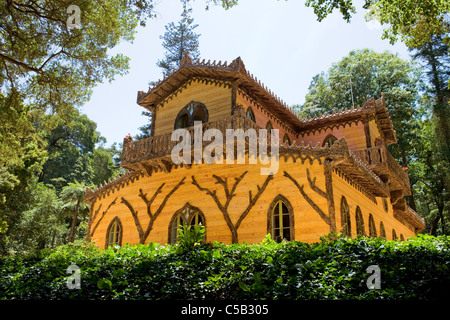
[[68, 200, 80, 243]]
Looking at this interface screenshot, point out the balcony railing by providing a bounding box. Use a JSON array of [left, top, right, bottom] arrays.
[[353, 144, 411, 194], [121, 108, 261, 166]]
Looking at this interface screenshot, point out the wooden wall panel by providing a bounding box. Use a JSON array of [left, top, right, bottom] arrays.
[[369, 119, 381, 147], [153, 80, 231, 136], [300, 122, 367, 152]]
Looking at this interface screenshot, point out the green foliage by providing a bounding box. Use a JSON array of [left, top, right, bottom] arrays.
[[305, 0, 450, 47], [175, 223, 206, 253], [1, 235, 449, 300]]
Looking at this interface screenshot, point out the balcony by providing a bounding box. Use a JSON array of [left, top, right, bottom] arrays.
[[353, 144, 411, 196], [121, 108, 261, 171]]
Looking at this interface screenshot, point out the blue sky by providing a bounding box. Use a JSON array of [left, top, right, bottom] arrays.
[[81, 0, 411, 147]]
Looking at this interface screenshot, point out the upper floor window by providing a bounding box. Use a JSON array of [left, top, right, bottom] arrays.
[[268, 195, 294, 242], [283, 133, 291, 145], [174, 101, 208, 130], [322, 134, 338, 148], [246, 107, 256, 122], [106, 217, 122, 248], [266, 121, 273, 133], [340, 196, 351, 237], [169, 203, 206, 244]]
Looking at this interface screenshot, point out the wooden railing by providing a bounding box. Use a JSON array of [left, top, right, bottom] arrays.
[[353, 145, 411, 192], [121, 109, 262, 165]]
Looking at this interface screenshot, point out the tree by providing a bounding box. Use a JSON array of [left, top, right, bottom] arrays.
[[305, 0, 450, 47], [40, 108, 102, 189], [410, 34, 450, 161], [298, 49, 423, 165], [60, 181, 90, 243], [156, 9, 201, 76], [408, 35, 450, 235]]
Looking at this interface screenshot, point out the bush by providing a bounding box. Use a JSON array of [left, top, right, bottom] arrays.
[[0, 234, 449, 300]]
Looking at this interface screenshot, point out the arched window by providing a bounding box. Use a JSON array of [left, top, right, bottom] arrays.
[[392, 229, 398, 240], [246, 107, 256, 122], [168, 203, 206, 244], [368, 214, 377, 237], [174, 101, 208, 129], [355, 206, 365, 236], [283, 133, 291, 145], [105, 217, 122, 248], [169, 213, 185, 245], [382, 198, 389, 212], [340, 196, 351, 237], [322, 134, 338, 148], [266, 121, 273, 134], [379, 221, 386, 239], [189, 211, 204, 227], [268, 195, 294, 242]]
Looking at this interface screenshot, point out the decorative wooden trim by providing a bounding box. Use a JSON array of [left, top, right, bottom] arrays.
[[266, 194, 295, 241], [104, 216, 123, 249], [155, 77, 232, 110], [191, 171, 273, 243], [324, 159, 336, 233], [333, 168, 378, 204], [298, 119, 362, 138], [283, 170, 336, 232], [88, 197, 118, 240]]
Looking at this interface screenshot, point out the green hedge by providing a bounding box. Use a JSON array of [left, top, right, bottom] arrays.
[[1, 234, 449, 300]]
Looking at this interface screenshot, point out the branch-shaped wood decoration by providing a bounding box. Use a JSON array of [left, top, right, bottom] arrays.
[[122, 177, 186, 244], [284, 168, 336, 232], [192, 171, 273, 243], [88, 197, 118, 239]]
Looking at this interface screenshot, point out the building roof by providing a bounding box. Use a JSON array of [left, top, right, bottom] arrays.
[[137, 54, 397, 142]]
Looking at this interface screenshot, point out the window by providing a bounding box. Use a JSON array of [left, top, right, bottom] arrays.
[[355, 206, 365, 236], [392, 229, 398, 240], [106, 217, 122, 248], [379, 221, 386, 239], [170, 213, 185, 245], [189, 211, 204, 227], [268, 195, 294, 242], [382, 198, 389, 212], [266, 121, 273, 134], [283, 133, 291, 145], [169, 203, 206, 244], [174, 101, 208, 129], [340, 196, 351, 237], [368, 214, 377, 237], [246, 107, 255, 122], [322, 134, 338, 148]]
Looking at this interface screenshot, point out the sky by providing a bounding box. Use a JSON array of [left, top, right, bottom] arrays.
[[81, 0, 412, 147]]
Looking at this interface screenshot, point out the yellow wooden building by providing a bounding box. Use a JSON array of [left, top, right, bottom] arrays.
[[85, 55, 425, 248]]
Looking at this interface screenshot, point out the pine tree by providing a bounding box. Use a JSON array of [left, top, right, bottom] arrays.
[[156, 9, 201, 76]]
